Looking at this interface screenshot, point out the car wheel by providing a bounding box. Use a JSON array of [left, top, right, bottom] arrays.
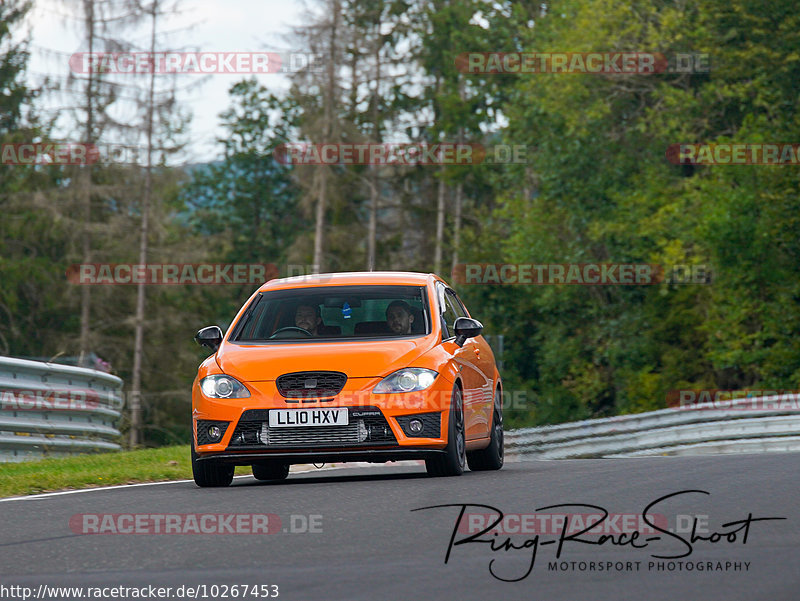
[[426, 385, 466, 477], [252, 461, 290, 481], [467, 388, 504, 471], [191, 442, 234, 487]]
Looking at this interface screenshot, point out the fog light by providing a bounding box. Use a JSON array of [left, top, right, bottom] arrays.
[[408, 419, 424, 434], [207, 425, 222, 441]]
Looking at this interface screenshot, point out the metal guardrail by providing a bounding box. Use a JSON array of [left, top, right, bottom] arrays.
[[505, 394, 800, 458], [0, 356, 123, 462]]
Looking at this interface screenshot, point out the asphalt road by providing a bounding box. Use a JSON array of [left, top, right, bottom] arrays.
[[1, 453, 797, 601]]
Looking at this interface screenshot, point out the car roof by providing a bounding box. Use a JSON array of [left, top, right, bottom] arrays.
[[257, 271, 445, 292]]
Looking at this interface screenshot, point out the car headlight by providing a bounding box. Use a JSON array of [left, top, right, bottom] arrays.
[[373, 368, 438, 393], [199, 375, 250, 399]]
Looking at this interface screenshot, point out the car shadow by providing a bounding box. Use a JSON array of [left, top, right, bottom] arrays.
[[232, 466, 436, 486]]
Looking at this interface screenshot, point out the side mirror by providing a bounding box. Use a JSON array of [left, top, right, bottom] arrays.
[[194, 326, 223, 352], [454, 317, 483, 347]]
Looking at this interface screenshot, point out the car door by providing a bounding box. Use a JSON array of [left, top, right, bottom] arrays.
[[437, 283, 489, 440], [450, 289, 496, 437]]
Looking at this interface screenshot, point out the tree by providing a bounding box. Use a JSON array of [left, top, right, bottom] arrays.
[[128, 0, 192, 446], [409, 0, 493, 274], [285, 0, 345, 272], [340, 0, 410, 270], [181, 79, 302, 269], [64, 0, 142, 362]]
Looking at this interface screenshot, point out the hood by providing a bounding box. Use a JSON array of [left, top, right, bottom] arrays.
[[216, 337, 436, 382]]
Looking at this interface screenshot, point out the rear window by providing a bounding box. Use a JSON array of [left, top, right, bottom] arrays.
[[231, 285, 430, 342]]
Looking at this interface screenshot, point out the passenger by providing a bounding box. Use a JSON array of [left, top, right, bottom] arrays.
[[386, 300, 415, 334]]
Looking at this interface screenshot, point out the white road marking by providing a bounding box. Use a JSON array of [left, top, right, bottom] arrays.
[[0, 477, 199, 503], [0, 461, 423, 503]]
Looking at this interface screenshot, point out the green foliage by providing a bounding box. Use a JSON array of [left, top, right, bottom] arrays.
[[2, 0, 799, 442], [461, 0, 800, 424]]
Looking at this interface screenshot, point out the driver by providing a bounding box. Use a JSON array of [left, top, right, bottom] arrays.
[[294, 304, 322, 335]]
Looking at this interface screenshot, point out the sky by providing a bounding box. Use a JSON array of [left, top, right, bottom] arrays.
[[24, 0, 308, 164]]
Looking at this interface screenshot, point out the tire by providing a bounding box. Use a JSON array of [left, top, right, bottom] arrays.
[[252, 461, 290, 481], [426, 385, 466, 477], [191, 442, 234, 487], [467, 388, 504, 471]]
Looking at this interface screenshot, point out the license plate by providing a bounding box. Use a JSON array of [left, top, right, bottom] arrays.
[[269, 408, 349, 428]]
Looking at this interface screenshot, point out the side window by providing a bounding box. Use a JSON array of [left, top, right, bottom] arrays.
[[449, 290, 471, 318], [441, 289, 467, 339], [437, 283, 456, 339], [445, 289, 467, 319], [253, 302, 280, 339], [238, 296, 266, 340]]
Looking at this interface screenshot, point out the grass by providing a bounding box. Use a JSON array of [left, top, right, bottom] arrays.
[[0, 446, 251, 498]]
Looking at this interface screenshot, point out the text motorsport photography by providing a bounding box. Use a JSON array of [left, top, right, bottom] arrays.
[[413, 490, 784, 582]]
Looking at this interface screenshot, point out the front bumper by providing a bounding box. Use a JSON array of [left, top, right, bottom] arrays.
[[194, 448, 447, 465], [192, 374, 455, 459]]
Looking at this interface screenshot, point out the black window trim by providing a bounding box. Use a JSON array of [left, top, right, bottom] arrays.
[[447, 287, 471, 319], [437, 284, 473, 341], [436, 282, 456, 341]]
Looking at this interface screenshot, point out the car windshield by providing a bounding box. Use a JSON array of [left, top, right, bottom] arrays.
[[231, 285, 430, 342]]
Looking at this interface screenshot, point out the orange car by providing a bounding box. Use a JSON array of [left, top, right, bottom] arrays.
[[190, 271, 503, 487]]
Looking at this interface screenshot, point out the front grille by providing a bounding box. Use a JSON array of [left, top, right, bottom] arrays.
[[196, 420, 230, 445], [396, 412, 442, 438], [268, 422, 362, 446], [276, 371, 347, 399], [227, 407, 397, 449]]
